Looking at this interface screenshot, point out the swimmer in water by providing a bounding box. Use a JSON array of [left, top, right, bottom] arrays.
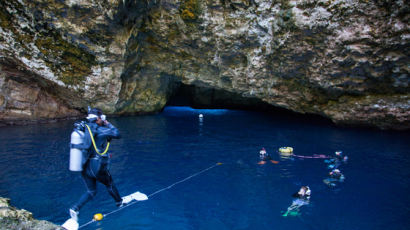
[[324, 151, 348, 169], [282, 186, 311, 217], [257, 148, 279, 164], [323, 169, 345, 188]]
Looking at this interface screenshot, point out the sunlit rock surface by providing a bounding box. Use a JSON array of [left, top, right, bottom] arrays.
[[0, 0, 408, 129], [0, 197, 62, 230]]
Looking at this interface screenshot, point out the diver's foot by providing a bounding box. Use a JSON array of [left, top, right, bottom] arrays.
[[116, 200, 124, 207], [69, 208, 79, 222]]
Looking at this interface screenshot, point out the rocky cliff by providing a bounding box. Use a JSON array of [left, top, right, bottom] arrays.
[[0, 197, 62, 230], [0, 0, 408, 129]]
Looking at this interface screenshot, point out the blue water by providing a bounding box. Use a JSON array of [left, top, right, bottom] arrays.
[[1, 106, 409, 230]]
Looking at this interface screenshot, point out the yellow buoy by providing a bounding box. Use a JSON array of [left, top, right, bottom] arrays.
[[93, 213, 103, 221], [279, 147, 293, 156], [217, 162, 223, 165]]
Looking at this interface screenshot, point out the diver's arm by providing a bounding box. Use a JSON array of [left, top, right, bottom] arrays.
[[97, 122, 121, 139]]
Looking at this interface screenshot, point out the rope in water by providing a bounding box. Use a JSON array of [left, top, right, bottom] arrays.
[[79, 162, 223, 229], [292, 154, 330, 159]]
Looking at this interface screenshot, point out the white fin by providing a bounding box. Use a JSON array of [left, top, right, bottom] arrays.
[[132, 191, 148, 201], [121, 194, 134, 204], [62, 218, 79, 230], [122, 191, 148, 204]]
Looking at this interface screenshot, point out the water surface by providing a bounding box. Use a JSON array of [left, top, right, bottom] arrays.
[[1, 106, 409, 230]]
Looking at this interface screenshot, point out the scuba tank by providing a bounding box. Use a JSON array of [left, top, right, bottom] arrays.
[[69, 121, 86, 171]]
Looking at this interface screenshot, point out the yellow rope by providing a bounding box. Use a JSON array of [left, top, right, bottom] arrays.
[[85, 124, 110, 156]]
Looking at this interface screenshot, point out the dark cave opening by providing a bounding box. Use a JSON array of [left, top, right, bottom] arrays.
[[166, 82, 333, 124]]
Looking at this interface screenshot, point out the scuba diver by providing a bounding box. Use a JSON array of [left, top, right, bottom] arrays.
[[282, 186, 311, 217], [324, 151, 348, 169], [323, 169, 345, 188], [68, 108, 124, 222], [257, 147, 279, 165]]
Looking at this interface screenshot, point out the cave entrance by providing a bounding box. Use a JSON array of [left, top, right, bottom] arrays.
[[166, 82, 332, 124], [167, 82, 284, 111]]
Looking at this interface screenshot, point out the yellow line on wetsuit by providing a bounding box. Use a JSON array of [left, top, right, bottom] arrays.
[[85, 124, 110, 156]]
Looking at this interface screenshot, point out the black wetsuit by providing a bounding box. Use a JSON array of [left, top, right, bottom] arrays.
[[71, 121, 122, 211]]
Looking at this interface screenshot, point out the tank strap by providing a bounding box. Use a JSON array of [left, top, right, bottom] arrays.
[[85, 124, 110, 156], [70, 143, 84, 149]]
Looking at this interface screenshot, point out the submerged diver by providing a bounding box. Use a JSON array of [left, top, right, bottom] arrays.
[[323, 169, 345, 188], [282, 186, 311, 217], [324, 151, 348, 169], [257, 148, 279, 165], [68, 108, 124, 221]]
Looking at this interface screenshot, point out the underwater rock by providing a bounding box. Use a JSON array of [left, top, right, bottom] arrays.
[[0, 197, 62, 230], [0, 0, 408, 129]]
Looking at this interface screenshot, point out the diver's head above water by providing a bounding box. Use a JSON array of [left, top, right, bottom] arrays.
[[87, 107, 107, 125], [330, 169, 341, 175], [343, 156, 348, 161], [297, 186, 311, 198]]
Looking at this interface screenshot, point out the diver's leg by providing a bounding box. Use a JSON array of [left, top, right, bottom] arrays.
[[283, 203, 297, 216], [71, 167, 97, 211], [97, 165, 122, 206], [287, 204, 298, 211]]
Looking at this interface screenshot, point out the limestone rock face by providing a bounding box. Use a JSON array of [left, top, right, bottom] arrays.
[[0, 60, 82, 125], [0, 0, 127, 114], [0, 197, 62, 230], [0, 0, 409, 129]]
